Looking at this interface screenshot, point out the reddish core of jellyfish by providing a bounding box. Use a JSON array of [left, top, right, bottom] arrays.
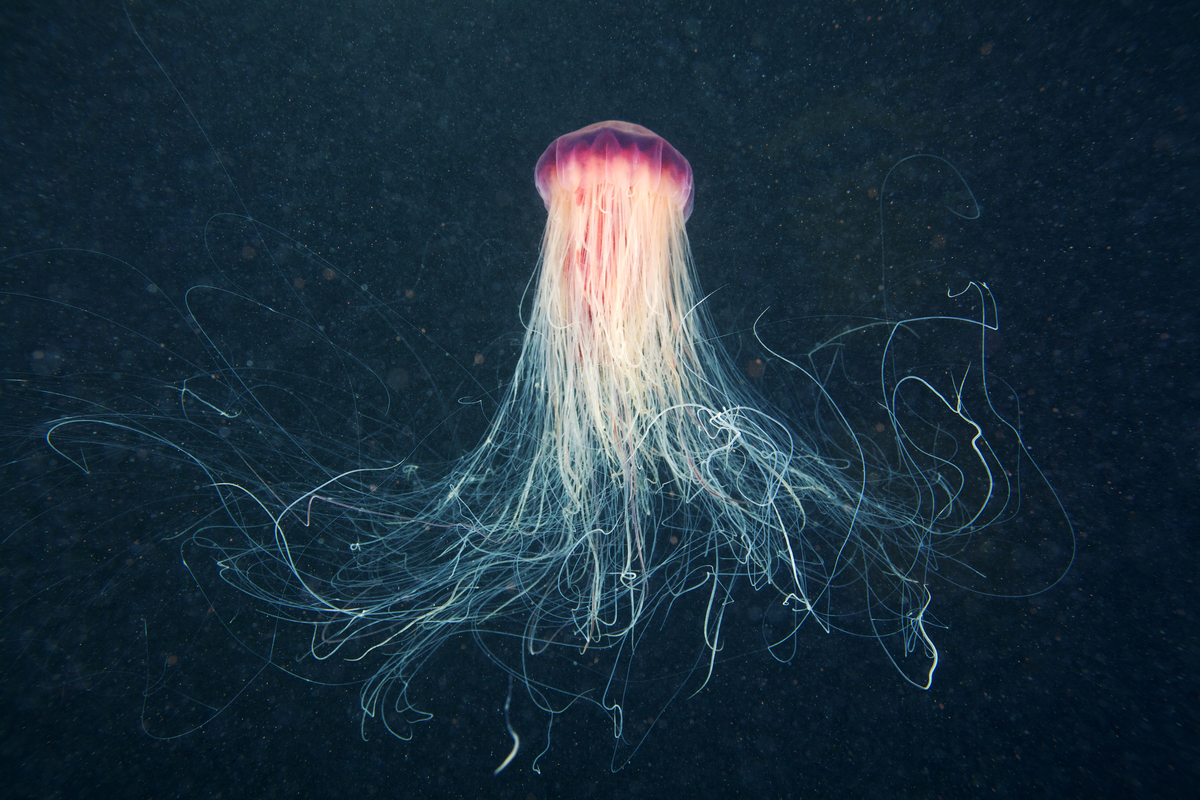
[[535, 121, 694, 219]]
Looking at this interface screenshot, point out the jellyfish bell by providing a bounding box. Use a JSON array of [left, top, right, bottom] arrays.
[[535, 120, 694, 217]]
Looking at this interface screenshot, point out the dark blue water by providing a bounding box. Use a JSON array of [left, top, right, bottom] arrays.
[[2, 1, 1194, 797]]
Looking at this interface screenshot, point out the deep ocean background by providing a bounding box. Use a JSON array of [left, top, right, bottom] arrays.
[[2, 1, 1196, 797]]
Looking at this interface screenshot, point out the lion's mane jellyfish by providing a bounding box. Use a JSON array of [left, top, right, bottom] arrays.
[[25, 121, 1070, 771]]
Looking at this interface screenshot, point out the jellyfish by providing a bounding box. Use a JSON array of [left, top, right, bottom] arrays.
[[11, 120, 1072, 772]]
